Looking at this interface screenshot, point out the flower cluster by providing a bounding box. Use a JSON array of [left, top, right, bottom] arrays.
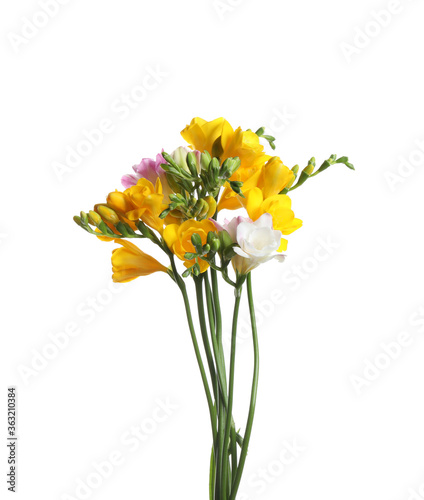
[[73, 117, 353, 500], [74, 117, 353, 284]]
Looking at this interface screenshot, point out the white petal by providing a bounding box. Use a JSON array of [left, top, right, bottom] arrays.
[[233, 246, 250, 258], [252, 212, 274, 229], [236, 221, 255, 246]]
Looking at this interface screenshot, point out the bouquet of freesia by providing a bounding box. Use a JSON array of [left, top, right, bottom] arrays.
[[74, 117, 353, 499]]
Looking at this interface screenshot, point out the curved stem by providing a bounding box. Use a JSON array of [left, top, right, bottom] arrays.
[[230, 273, 259, 500], [169, 255, 217, 443], [222, 286, 243, 500]]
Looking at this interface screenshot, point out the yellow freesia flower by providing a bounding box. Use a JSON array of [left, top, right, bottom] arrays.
[[124, 178, 169, 234], [163, 219, 217, 273], [218, 156, 294, 211], [181, 117, 271, 182], [245, 188, 302, 251], [112, 240, 167, 283], [92, 191, 140, 242], [107, 190, 137, 215]]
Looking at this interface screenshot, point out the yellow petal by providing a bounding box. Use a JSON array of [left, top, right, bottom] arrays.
[[163, 224, 179, 250], [111, 240, 167, 282], [204, 196, 217, 219], [245, 188, 264, 220], [107, 191, 135, 213], [260, 157, 294, 199]]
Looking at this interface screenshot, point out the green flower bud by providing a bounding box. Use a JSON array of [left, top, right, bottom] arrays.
[[191, 233, 203, 253], [73, 216, 83, 227], [115, 221, 135, 237], [207, 231, 218, 245], [202, 244, 211, 254], [218, 230, 234, 250], [80, 211, 89, 224], [211, 239, 220, 253], [186, 151, 201, 176], [201, 152, 211, 171], [221, 157, 241, 179]]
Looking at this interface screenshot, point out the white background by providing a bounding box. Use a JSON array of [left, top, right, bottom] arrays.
[[1, 1, 424, 499]]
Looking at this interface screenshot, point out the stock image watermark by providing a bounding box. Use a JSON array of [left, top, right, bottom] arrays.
[[7, 0, 73, 53], [384, 138, 424, 192], [407, 475, 424, 500], [238, 438, 306, 499], [60, 397, 178, 500], [6, 387, 18, 493], [52, 65, 169, 182], [340, 0, 407, 64], [17, 280, 129, 385], [349, 305, 424, 395], [227, 235, 340, 345], [212, 0, 248, 20], [265, 106, 296, 139]]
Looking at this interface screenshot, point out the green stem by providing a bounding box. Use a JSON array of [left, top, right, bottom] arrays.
[[222, 286, 243, 500], [229, 273, 259, 500], [205, 272, 227, 499], [205, 274, 228, 402], [195, 276, 218, 403], [210, 269, 222, 345], [230, 425, 238, 486], [169, 255, 217, 443]]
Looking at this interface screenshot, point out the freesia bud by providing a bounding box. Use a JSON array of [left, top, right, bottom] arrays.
[[97, 205, 119, 224], [303, 164, 314, 176], [291, 165, 299, 175], [80, 211, 89, 224], [73, 216, 83, 227], [210, 157, 220, 184], [88, 210, 102, 227], [191, 233, 203, 253], [202, 244, 211, 254], [211, 239, 221, 253], [201, 152, 211, 171], [171, 147, 190, 173], [186, 151, 201, 176], [221, 157, 241, 179], [207, 230, 218, 245], [218, 230, 234, 251]]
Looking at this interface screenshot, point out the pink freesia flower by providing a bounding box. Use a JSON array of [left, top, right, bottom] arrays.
[[214, 213, 286, 274], [121, 152, 167, 189]]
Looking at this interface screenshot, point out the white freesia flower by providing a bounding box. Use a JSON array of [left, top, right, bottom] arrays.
[[215, 213, 286, 274]]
